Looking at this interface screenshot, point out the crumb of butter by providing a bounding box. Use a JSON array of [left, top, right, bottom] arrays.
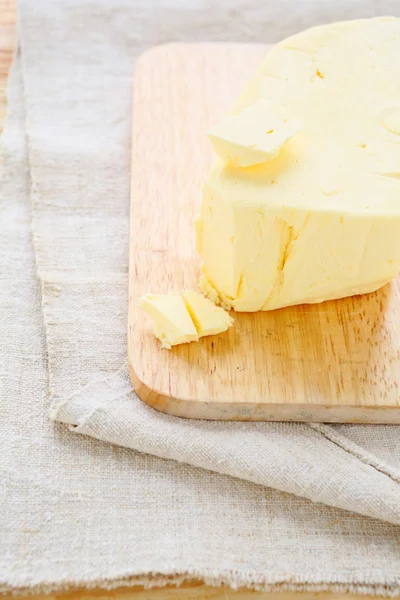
[[199, 275, 232, 311]]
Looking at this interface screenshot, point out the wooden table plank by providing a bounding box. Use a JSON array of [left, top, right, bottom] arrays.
[[0, 0, 16, 131]]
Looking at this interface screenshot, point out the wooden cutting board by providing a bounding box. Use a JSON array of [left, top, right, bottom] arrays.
[[128, 43, 400, 423]]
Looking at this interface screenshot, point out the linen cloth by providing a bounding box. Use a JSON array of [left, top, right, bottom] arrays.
[[2, 0, 400, 593]]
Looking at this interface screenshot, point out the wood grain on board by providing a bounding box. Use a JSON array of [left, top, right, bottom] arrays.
[[13, 589, 393, 600], [129, 43, 400, 423]]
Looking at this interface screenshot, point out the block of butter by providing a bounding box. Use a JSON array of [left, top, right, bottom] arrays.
[[208, 100, 301, 167], [139, 293, 198, 349], [139, 291, 233, 349], [197, 17, 400, 312]]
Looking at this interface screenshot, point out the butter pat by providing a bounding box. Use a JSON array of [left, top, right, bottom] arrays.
[[182, 290, 234, 336], [139, 293, 198, 349], [208, 100, 300, 167], [139, 291, 234, 348], [198, 18, 400, 312]]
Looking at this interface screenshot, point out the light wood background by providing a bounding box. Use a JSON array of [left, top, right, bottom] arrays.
[[129, 43, 400, 423], [0, 2, 393, 598], [0, 0, 15, 132]]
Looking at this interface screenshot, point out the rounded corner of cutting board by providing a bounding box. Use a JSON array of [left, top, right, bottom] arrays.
[[128, 357, 189, 418], [128, 352, 247, 420], [134, 42, 193, 75], [129, 358, 161, 406]]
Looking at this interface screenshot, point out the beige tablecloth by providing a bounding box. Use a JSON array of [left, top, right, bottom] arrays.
[[2, 0, 400, 594]]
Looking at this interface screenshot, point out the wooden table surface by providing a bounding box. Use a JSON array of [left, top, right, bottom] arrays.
[[0, 0, 15, 132], [0, 2, 390, 599]]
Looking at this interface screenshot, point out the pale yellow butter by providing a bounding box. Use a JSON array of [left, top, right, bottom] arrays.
[[139, 291, 233, 348], [182, 290, 234, 337], [208, 100, 300, 167], [197, 17, 400, 312], [139, 293, 198, 349], [383, 107, 400, 135]]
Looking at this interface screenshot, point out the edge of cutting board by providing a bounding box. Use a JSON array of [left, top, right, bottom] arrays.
[[128, 362, 400, 422], [128, 42, 400, 423]]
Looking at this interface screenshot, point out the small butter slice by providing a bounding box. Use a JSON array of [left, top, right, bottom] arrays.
[[207, 99, 300, 167], [139, 293, 198, 349], [182, 290, 234, 337]]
